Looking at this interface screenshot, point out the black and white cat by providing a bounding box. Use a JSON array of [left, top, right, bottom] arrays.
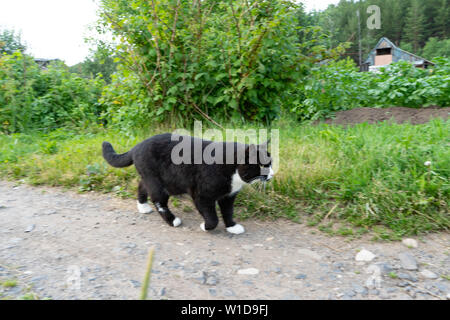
[[102, 133, 273, 234]]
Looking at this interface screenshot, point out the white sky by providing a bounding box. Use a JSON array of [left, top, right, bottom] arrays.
[[0, 0, 339, 66]]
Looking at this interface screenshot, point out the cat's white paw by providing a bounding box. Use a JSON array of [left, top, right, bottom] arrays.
[[200, 222, 206, 232], [226, 224, 245, 235], [137, 201, 153, 214], [173, 217, 182, 227]]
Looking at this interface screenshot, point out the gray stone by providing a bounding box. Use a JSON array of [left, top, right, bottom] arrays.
[[398, 252, 418, 270], [343, 290, 356, 298], [190, 271, 207, 284], [223, 289, 236, 297], [159, 287, 166, 296], [295, 274, 307, 280], [420, 269, 438, 279], [434, 282, 448, 293], [371, 262, 393, 275], [206, 276, 218, 286], [31, 275, 48, 282], [24, 224, 35, 233], [397, 272, 418, 282], [369, 289, 380, 296], [396, 281, 409, 287], [130, 280, 141, 288], [386, 287, 397, 293], [210, 261, 220, 266], [273, 267, 282, 274], [406, 288, 417, 298], [208, 288, 217, 296], [352, 284, 368, 295]]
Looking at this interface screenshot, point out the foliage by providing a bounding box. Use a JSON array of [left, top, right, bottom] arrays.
[[98, 0, 347, 127], [422, 37, 450, 59], [312, 0, 450, 63], [368, 58, 450, 108], [69, 42, 117, 83], [100, 64, 153, 132], [291, 58, 373, 120], [0, 28, 26, 55], [291, 57, 450, 120], [0, 52, 106, 133]]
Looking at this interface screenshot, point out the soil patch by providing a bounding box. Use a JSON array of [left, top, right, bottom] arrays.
[[321, 106, 449, 125]]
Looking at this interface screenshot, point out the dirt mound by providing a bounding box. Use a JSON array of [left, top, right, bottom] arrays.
[[322, 106, 449, 125]]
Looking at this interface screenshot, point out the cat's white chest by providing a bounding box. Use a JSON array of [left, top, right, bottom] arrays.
[[230, 171, 247, 194]]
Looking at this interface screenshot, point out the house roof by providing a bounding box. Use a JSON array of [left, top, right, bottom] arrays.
[[365, 37, 434, 66]]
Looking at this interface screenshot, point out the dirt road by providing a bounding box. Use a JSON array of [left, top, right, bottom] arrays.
[[0, 181, 449, 300]]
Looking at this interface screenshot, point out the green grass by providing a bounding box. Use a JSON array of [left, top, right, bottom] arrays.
[[0, 118, 449, 239], [0, 279, 17, 288], [388, 272, 398, 279]]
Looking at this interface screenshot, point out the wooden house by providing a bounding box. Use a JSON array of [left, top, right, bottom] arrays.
[[363, 37, 434, 72]]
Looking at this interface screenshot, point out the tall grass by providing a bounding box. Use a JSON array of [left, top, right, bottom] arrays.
[[0, 118, 448, 239]]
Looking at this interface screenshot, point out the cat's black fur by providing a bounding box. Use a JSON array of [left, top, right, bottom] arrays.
[[102, 133, 272, 232]]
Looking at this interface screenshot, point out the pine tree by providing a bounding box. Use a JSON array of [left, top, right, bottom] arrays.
[[436, 0, 450, 38], [404, 0, 427, 52]]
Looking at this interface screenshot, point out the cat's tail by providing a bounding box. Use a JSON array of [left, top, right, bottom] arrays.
[[102, 141, 133, 168]]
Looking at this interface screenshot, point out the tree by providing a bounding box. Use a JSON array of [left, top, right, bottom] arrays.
[[0, 28, 26, 55], [98, 0, 345, 124], [422, 37, 450, 58], [436, 0, 450, 38], [403, 0, 427, 53], [69, 42, 117, 83]]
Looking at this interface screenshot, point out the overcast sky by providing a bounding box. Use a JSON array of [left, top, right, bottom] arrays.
[[0, 0, 340, 66]]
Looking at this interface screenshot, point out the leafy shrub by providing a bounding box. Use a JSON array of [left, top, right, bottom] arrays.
[[98, 0, 346, 128], [0, 52, 106, 133], [290, 58, 374, 120], [0, 52, 40, 133], [369, 58, 450, 108], [291, 57, 450, 120]]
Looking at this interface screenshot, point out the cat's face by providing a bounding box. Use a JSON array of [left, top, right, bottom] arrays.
[[237, 143, 274, 184]]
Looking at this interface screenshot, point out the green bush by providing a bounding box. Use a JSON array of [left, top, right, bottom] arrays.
[[0, 52, 106, 133], [369, 58, 450, 108], [291, 57, 450, 120], [98, 0, 346, 127]]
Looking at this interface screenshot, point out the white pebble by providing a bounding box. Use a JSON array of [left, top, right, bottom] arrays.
[[402, 238, 418, 248], [355, 249, 376, 262], [420, 269, 438, 279], [237, 268, 259, 275]]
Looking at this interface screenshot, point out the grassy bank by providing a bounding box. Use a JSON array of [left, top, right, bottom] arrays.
[[0, 119, 449, 239]]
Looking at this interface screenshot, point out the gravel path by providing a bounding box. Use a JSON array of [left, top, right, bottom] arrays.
[[0, 180, 449, 300]]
